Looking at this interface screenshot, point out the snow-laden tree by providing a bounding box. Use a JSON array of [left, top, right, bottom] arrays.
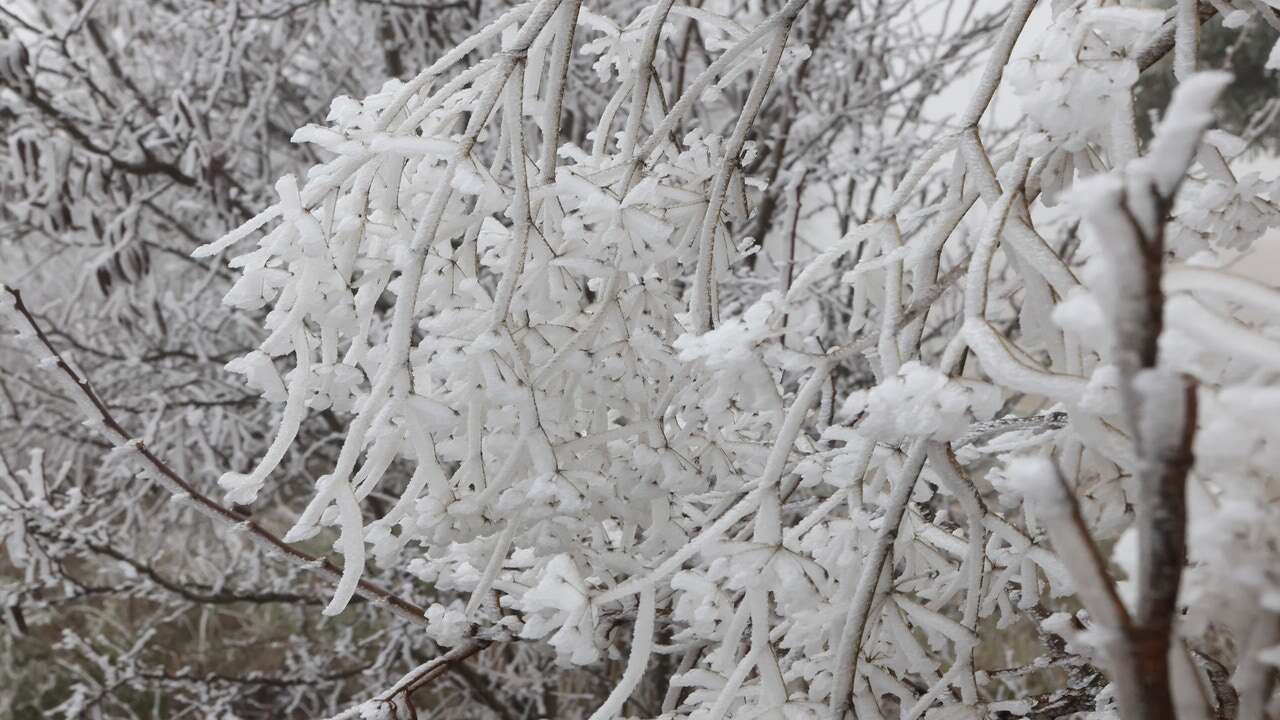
[[6, 0, 1280, 719], [1, 1, 999, 717]]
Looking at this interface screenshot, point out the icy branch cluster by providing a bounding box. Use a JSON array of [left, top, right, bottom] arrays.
[[192, 1, 1280, 717], [8, 0, 1280, 717]]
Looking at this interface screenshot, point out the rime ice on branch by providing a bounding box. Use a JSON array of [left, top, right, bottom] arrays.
[[89, 0, 1280, 717]]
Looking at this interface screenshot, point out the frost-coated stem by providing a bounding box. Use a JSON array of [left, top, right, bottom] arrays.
[[592, 487, 762, 607], [690, 26, 792, 332], [538, 0, 582, 184], [707, 647, 761, 720], [634, 0, 809, 165], [957, 0, 1036, 127], [466, 515, 520, 618], [376, 2, 537, 130], [376, 639, 491, 702], [1175, 0, 1200, 81], [586, 586, 655, 720], [1077, 74, 1229, 718], [963, 168, 1024, 320], [326, 478, 367, 615], [927, 446, 988, 705], [490, 60, 532, 329], [1012, 457, 1151, 715], [661, 645, 703, 713], [875, 220, 904, 377], [595, 360, 831, 607], [748, 585, 788, 707], [619, 0, 678, 163], [533, 272, 621, 388], [829, 439, 929, 720], [1136, 3, 1217, 72]]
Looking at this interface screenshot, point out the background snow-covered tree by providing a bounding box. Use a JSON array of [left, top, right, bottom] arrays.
[[4, 1, 1280, 719], [0, 1, 535, 716]]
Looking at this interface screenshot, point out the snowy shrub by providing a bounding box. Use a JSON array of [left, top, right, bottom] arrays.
[[6, 1, 1280, 719]]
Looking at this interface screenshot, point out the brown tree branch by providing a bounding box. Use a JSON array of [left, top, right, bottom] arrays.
[[2, 285, 428, 625]]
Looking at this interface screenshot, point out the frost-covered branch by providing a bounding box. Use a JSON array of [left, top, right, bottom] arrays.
[[1, 285, 429, 625]]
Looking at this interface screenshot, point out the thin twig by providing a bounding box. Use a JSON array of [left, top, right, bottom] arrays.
[[2, 285, 429, 625]]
